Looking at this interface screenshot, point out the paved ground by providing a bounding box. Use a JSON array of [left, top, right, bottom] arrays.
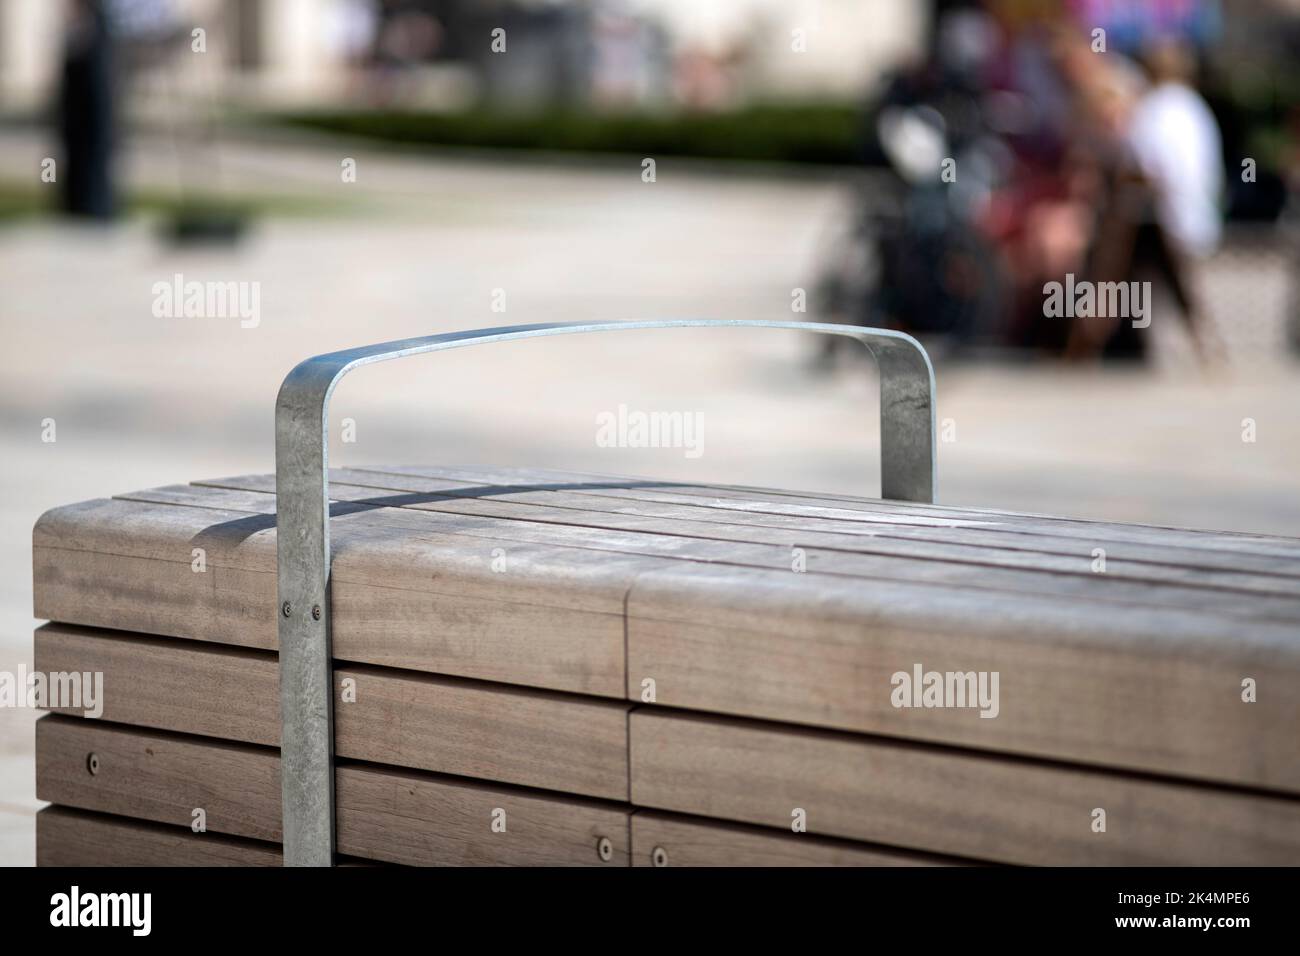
[[1, 128, 1297, 865]]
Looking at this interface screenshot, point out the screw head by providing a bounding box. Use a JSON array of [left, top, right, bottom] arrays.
[[596, 836, 613, 862], [311, 604, 322, 621], [86, 752, 100, 776], [651, 845, 668, 867], [281, 601, 292, 618]]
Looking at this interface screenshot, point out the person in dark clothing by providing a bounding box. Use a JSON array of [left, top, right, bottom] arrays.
[[58, 0, 117, 220]]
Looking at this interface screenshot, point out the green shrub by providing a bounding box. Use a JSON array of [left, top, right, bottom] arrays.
[[272, 104, 862, 165]]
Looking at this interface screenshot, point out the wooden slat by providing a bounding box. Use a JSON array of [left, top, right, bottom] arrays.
[[320, 468, 1300, 595], [339, 765, 627, 867], [162, 476, 1300, 618], [187, 468, 1300, 597], [45, 474, 1300, 629], [629, 710, 1300, 866], [629, 811, 957, 867], [37, 806, 282, 866], [390, 463, 1300, 554], [35, 625, 629, 800], [626, 563, 1300, 792], [37, 716, 630, 866], [34, 495, 650, 696], [349, 464, 1300, 567]]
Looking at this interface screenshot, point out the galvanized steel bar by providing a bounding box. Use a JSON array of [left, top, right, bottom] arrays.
[[274, 319, 936, 865]]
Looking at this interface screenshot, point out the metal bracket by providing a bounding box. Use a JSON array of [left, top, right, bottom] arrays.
[[274, 319, 936, 866]]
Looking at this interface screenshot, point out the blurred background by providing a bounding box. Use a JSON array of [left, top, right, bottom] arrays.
[[1, 0, 1299, 863]]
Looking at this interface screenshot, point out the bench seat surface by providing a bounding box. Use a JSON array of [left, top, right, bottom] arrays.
[[30, 465, 1300, 866]]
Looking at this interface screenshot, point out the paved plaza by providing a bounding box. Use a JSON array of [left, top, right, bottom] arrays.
[[1, 128, 1297, 863]]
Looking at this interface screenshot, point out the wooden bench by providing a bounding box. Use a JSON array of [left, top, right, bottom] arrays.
[[32, 463, 1300, 866], [30, 322, 1300, 866]]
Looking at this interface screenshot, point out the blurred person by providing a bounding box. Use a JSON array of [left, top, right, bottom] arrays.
[[810, 5, 1011, 370], [1128, 38, 1224, 258], [980, 13, 1098, 356], [1068, 37, 1223, 361], [58, 0, 117, 219], [1032, 37, 1148, 359]]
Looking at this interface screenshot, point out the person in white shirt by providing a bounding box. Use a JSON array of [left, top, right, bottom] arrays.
[[1126, 39, 1225, 259]]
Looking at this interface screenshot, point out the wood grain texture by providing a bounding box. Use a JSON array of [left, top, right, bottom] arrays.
[[314, 469, 1300, 597], [158, 476, 1300, 619], [37, 806, 282, 866], [33, 495, 645, 696], [347, 465, 1300, 570], [627, 563, 1300, 793], [167, 472, 1300, 611], [37, 713, 282, 839], [337, 765, 628, 867], [629, 711, 1300, 866], [32, 467, 1300, 792], [37, 478, 1300, 650], [35, 625, 629, 800], [37, 716, 630, 866], [629, 811, 957, 867], [42, 474, 1300, 624]]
